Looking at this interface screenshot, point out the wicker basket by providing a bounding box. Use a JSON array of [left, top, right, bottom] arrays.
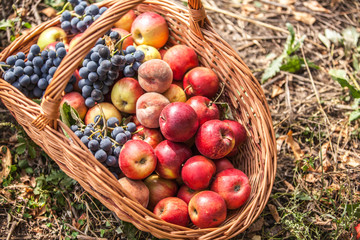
[[0, 0, 276, 239]]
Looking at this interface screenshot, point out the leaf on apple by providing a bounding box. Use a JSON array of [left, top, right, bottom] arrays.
[[60, 102, 84, 128]]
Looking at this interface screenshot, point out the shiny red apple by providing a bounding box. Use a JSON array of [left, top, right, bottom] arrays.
[[186, 96, 220, 126], [153, 197, 189, 227]]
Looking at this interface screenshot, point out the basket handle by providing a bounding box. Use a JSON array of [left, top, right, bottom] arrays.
[[32, 0, 145, 129], [33, 0, 209, 130], [187, 0, 211, 38]]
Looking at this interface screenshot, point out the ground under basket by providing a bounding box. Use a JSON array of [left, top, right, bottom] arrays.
[[0, 0, 277, 239]]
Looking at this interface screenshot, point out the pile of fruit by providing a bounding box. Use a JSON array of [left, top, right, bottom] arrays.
[[1, 2, 252, 229]]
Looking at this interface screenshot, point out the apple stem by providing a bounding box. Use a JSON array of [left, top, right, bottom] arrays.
[[113, 33, 132, 55], [209, 82, 226, 106], [57, 2, 70, 15]]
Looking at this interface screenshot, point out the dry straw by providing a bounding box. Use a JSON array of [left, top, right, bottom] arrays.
[[0, 0, 276, 239]]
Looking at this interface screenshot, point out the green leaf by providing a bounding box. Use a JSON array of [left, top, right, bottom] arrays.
[[18, 159, 29, 169], [28, 145, 36, 158], [0, 19, 13, 30], [60, 102, 71, 127], [100, 229, 106, 237], [115, 226, 123, 234], [16, 143, 26, 155], [25, 167, 33, 174], [329, 69, 360, 98], [280, 55, 303, 73], [353, 54, 360, 72], [262, 54, 285, 82], [344, 203, 360, 218], [325, 29, 342, 45], [23, 213, 32, 218], [22, 22, 32, 29], [342, 27, 359, 50], [349, 110, 360, 122], [295, 192, 312, 201], [318, 33, 330, 49], [105, 221, 111, 227], [32, 99, 42, 105]]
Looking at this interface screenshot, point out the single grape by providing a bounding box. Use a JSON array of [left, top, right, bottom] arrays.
[[79, 1, 88, 8], [94, 115, 105, 126], [30, 44, 41, 55], [127, 122, 137, 132], [12, 81, 22, 91], [48, 50, 56, 59], [100, 60, 111, 71], [33, 66, 41, 75], [91, 89, 102, 101], [45, 59, 53, 68], [15, 59, 25, 67], [4, 71, 16, 84], [113, 146, 122, 157], [88, 139, 100, 151], [82, 85, 92, 98], [84, 79, 92, 86], [95, 38, 105, 46], [88, 72, 98, 82], [111, 126, 124, 138], [71, 17, 80, 28], [94, 14, 101, 21], [83, 15, 93, 26], [48, 66, 57, 76], [77, 21, 87, 32], [78, 79, 86, 89], [37, 78, 48, 90], [41, 50, 48, 59], [85, 97, 95, 108], [87, 61, 98, 72], [25, 61, 33, 67], [17, 52, 25, 60], [74, 130, 83, 138], [30, 74, 39, 85], [132, 61, 141, 71], [53, 57, 61, 67], [83, 126, 95, 136], [70, 125, 78, 132], [33, 56, 43, 67], [81, 136, 90, 146], [123, 65, 135, 77], [79, 67, 89, 78], [82, 59, 90, 68], [56, 47, 67, 58], [6, 56, 16, 65], [95, 149, 107, 162], [109, 31, 120, 40], [74, 5, 85, 15], [124, 131, 132, 140], [124, 54, 135, 64], [93, 81, 103, 89], [55, 42, 65, 50], [106, 155, 118, 167], [89, 5, 99, 15], [27, 53, 34, 61], [99, 7, 107, 15], [115, 133, 127, 145], [62, 10, 71, 21], [100, 138, 112, 152], [96, 66, 107, 76], [19, 75, 30, 87], [125, 45, 136, 54], [33, 87, 43, 98], [133, 50, 145, 62], [90, 52, 100, 62], [107, 117, 119, 128], [61, 21, 71, 31], [102, 85, 109, 95], [111, 55, 125, 66], [69, 0, 79, 6], [14, 66, 24, 77], [98, 46, 110, 59]]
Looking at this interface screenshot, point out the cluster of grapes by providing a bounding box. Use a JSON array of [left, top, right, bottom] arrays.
[[70, 115, 137, 179], [78, 31, 145, 108], [60, 0, 107, 34], [2, 43, 76, 99]]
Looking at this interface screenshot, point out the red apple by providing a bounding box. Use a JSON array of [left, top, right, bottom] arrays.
[[132, 125, 163, 149], [163, 45, 198, 81], [113, 10, 136, 32], [37, 27, 68, 51], [119, 140, 157, 180], [186, 96, 220, 126], [211, 168, 251, 210], [111, 77, 145, 114], [177, 185, 200, 204], [60, 92, 88, 120], [155, 140, 192, 179], [112, 28, 134, 50], [69, 33, 83, 51], [183, 67, 219, 99], [84, 102, 122, 125], [195, 120, 235, 159], [181, 155, 216, 190], [159, 102, 199, 142], [213, 158, 234, 174], [144, 174, 178, 210], [224, 120, 247, 157], [188, 191, 227, 228], [355, 223, 360, 239], [131, 12, 169, 49], [153, 197, 189, 227]]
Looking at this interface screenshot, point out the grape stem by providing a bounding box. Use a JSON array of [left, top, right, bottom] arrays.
[[0, 64, 11, 73], [209, 82, 226, 107], [114, 33, 132, 55], [57, 2, 71, 15], [133, 127, 144, 134]]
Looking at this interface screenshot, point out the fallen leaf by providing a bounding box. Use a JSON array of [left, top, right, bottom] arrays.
[[40, 7, 57, 18], [283, 180, 295, 191], [271, 85, 284, 98], [305, 173, 317, 183], [341, 152, 360, 168], [252, 236, 261, 240], [279, 0, 296, 5], [268, 204, 281, 222], [320, 159, 332, 172], [249, 217, 264, 233], [9, 8, 27, 19], [286, 130, 304, 161], [318, 142, 332, 172], [0, 146, 12, 184], [276, 135, 287, 152], [303, 1, 330, 13], [328, 183, 340, 191], [293, 11, 316, 25]]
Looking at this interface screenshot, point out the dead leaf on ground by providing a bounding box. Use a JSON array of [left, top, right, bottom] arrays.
[[340, 151, 360, 168], [328, 183, 340, 191], [276, 135, 287, 152], [9, 8, 27, 19], [0, 146, 12, 184], [268, 204, 281, 223], [40, 7, 57, 18], [283, 180, 295, 191], [303, 1, 331, 13], [286, 130, 304, 161], [252, 236, 261, 240], [318, 142, 332, 172], [293, 11, 316, 25], [279, 0, 296, 5], [271, 85, 284, 98], [249, 217, 264, 233], [305, 173, 317, 183]]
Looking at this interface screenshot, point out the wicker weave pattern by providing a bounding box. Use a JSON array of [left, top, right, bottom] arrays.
[[0, 0, 276, 239]]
